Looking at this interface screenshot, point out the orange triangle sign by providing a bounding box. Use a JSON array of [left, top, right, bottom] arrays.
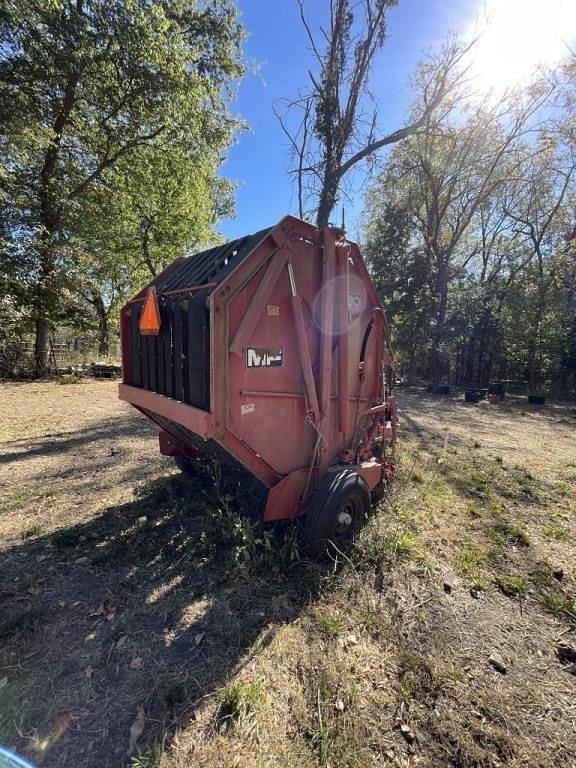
[[139, 286, 161, 335]]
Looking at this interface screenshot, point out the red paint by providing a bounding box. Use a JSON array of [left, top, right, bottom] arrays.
[[119, 216, 397, 521]]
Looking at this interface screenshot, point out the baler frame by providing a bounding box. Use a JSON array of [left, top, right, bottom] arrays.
[[119, 216, 397, 532]]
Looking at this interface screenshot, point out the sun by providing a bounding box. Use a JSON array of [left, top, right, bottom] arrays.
[[469, 0, 576, 92]]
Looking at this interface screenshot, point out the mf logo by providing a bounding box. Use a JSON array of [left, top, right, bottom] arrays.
[[246, 347, 283, 368]]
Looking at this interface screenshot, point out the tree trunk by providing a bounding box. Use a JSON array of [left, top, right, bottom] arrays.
[[34, 317, 51, 375], [95, 297, 110, 357], [33, 66, 80, 376], [527, 312, 544, 393], [316, 165, 340, 229], [528, 254, 547, 394], [430, 260, 449, 384]]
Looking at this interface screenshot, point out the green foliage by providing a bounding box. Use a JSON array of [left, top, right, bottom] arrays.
[[317, 612, 344, 638], [0, 0, 245, 365], [129, 744, 163, 768], [217, 680, 264, 731], [364, 66, 575, 392]]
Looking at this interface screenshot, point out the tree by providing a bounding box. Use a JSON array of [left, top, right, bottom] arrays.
[[0, 0, 244, 373], [276, 0, 474, 227], [70, 142, 234, 354], [364, 197, 435, 379], [366, 78, 555, 384], [502, 143, 575, 393]]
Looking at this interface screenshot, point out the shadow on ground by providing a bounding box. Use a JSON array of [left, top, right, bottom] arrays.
[[1, 416, 153, 466], [0, 471, 319, 768]]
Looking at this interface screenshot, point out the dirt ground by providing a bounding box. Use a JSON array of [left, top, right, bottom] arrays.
[[0, 381, 575, 768]]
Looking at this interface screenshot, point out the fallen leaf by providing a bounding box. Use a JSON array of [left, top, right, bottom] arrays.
[[84, 665, 94, 679], [84, 632, 96, 643], [74, 556, 88, 565], [36, 555, 47, 563], [58, 601, 66, 608], [130, 657, 144, 671], [116, 635, 129, 649], [126, 706, 145, 756], [194, 632, 205, 646]]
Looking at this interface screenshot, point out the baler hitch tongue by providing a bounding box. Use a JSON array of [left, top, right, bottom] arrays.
[[119, 215, 397, 557]]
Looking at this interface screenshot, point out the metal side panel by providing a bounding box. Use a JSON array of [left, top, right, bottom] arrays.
[[119, 384, 213, 438]]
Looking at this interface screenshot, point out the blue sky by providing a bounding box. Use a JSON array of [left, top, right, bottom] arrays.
[[219, 0, 477, 241]]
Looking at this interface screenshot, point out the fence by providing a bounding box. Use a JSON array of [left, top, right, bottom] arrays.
[[0, 337, 120, 379]]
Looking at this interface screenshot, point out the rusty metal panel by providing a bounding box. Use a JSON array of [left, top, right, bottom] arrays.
[[119, 216, 396, 522], [118, 384, 214, 438]]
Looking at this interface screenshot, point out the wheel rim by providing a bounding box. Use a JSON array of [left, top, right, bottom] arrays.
[[333, 495, 361, 538]]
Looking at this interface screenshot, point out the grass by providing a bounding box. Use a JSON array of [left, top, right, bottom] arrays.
[[51, 526, 83, 549], [58, 373, 82, 385], [537, 591, 576, 622], [485, 521, 530, 547], [217, 680, 264, 733], [454, 545, 487, 577], [0, 679, 23, 744], [495, 575, 527, 599], [397, 651, 443, 704], [411, 468, 425, 484], [21, 523, 43, 539], [317, 612, 343, 637], [542, 523, 569, 540], [2, 382, 576, 768], [305, 670, 365, 768], [130, 744, 164, 768]]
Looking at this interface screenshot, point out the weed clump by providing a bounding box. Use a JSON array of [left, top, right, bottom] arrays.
[[317, 612, 343, 638], [217, 680, 264, 732], [486, 522, 529, 547], [542, 523, 568, 540]]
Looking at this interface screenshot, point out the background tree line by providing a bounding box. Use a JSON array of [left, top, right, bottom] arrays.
[[364, 56, 575, 394], [0, 0, 244, 372], [278, 1, 575, 396]]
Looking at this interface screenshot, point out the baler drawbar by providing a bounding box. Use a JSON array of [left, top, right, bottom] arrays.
[[119, 216, 397, 556]]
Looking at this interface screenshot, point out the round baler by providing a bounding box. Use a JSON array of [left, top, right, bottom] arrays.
[[119, 216, 397, 555]]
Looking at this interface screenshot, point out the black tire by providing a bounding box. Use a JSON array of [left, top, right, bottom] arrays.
[[304, 470, 371, 559]]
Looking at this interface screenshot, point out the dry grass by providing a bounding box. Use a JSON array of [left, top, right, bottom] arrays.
[[0, 382, 575, 768]]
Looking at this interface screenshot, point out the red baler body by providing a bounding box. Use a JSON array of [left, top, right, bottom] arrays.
[[119, 216, 397, 521]]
